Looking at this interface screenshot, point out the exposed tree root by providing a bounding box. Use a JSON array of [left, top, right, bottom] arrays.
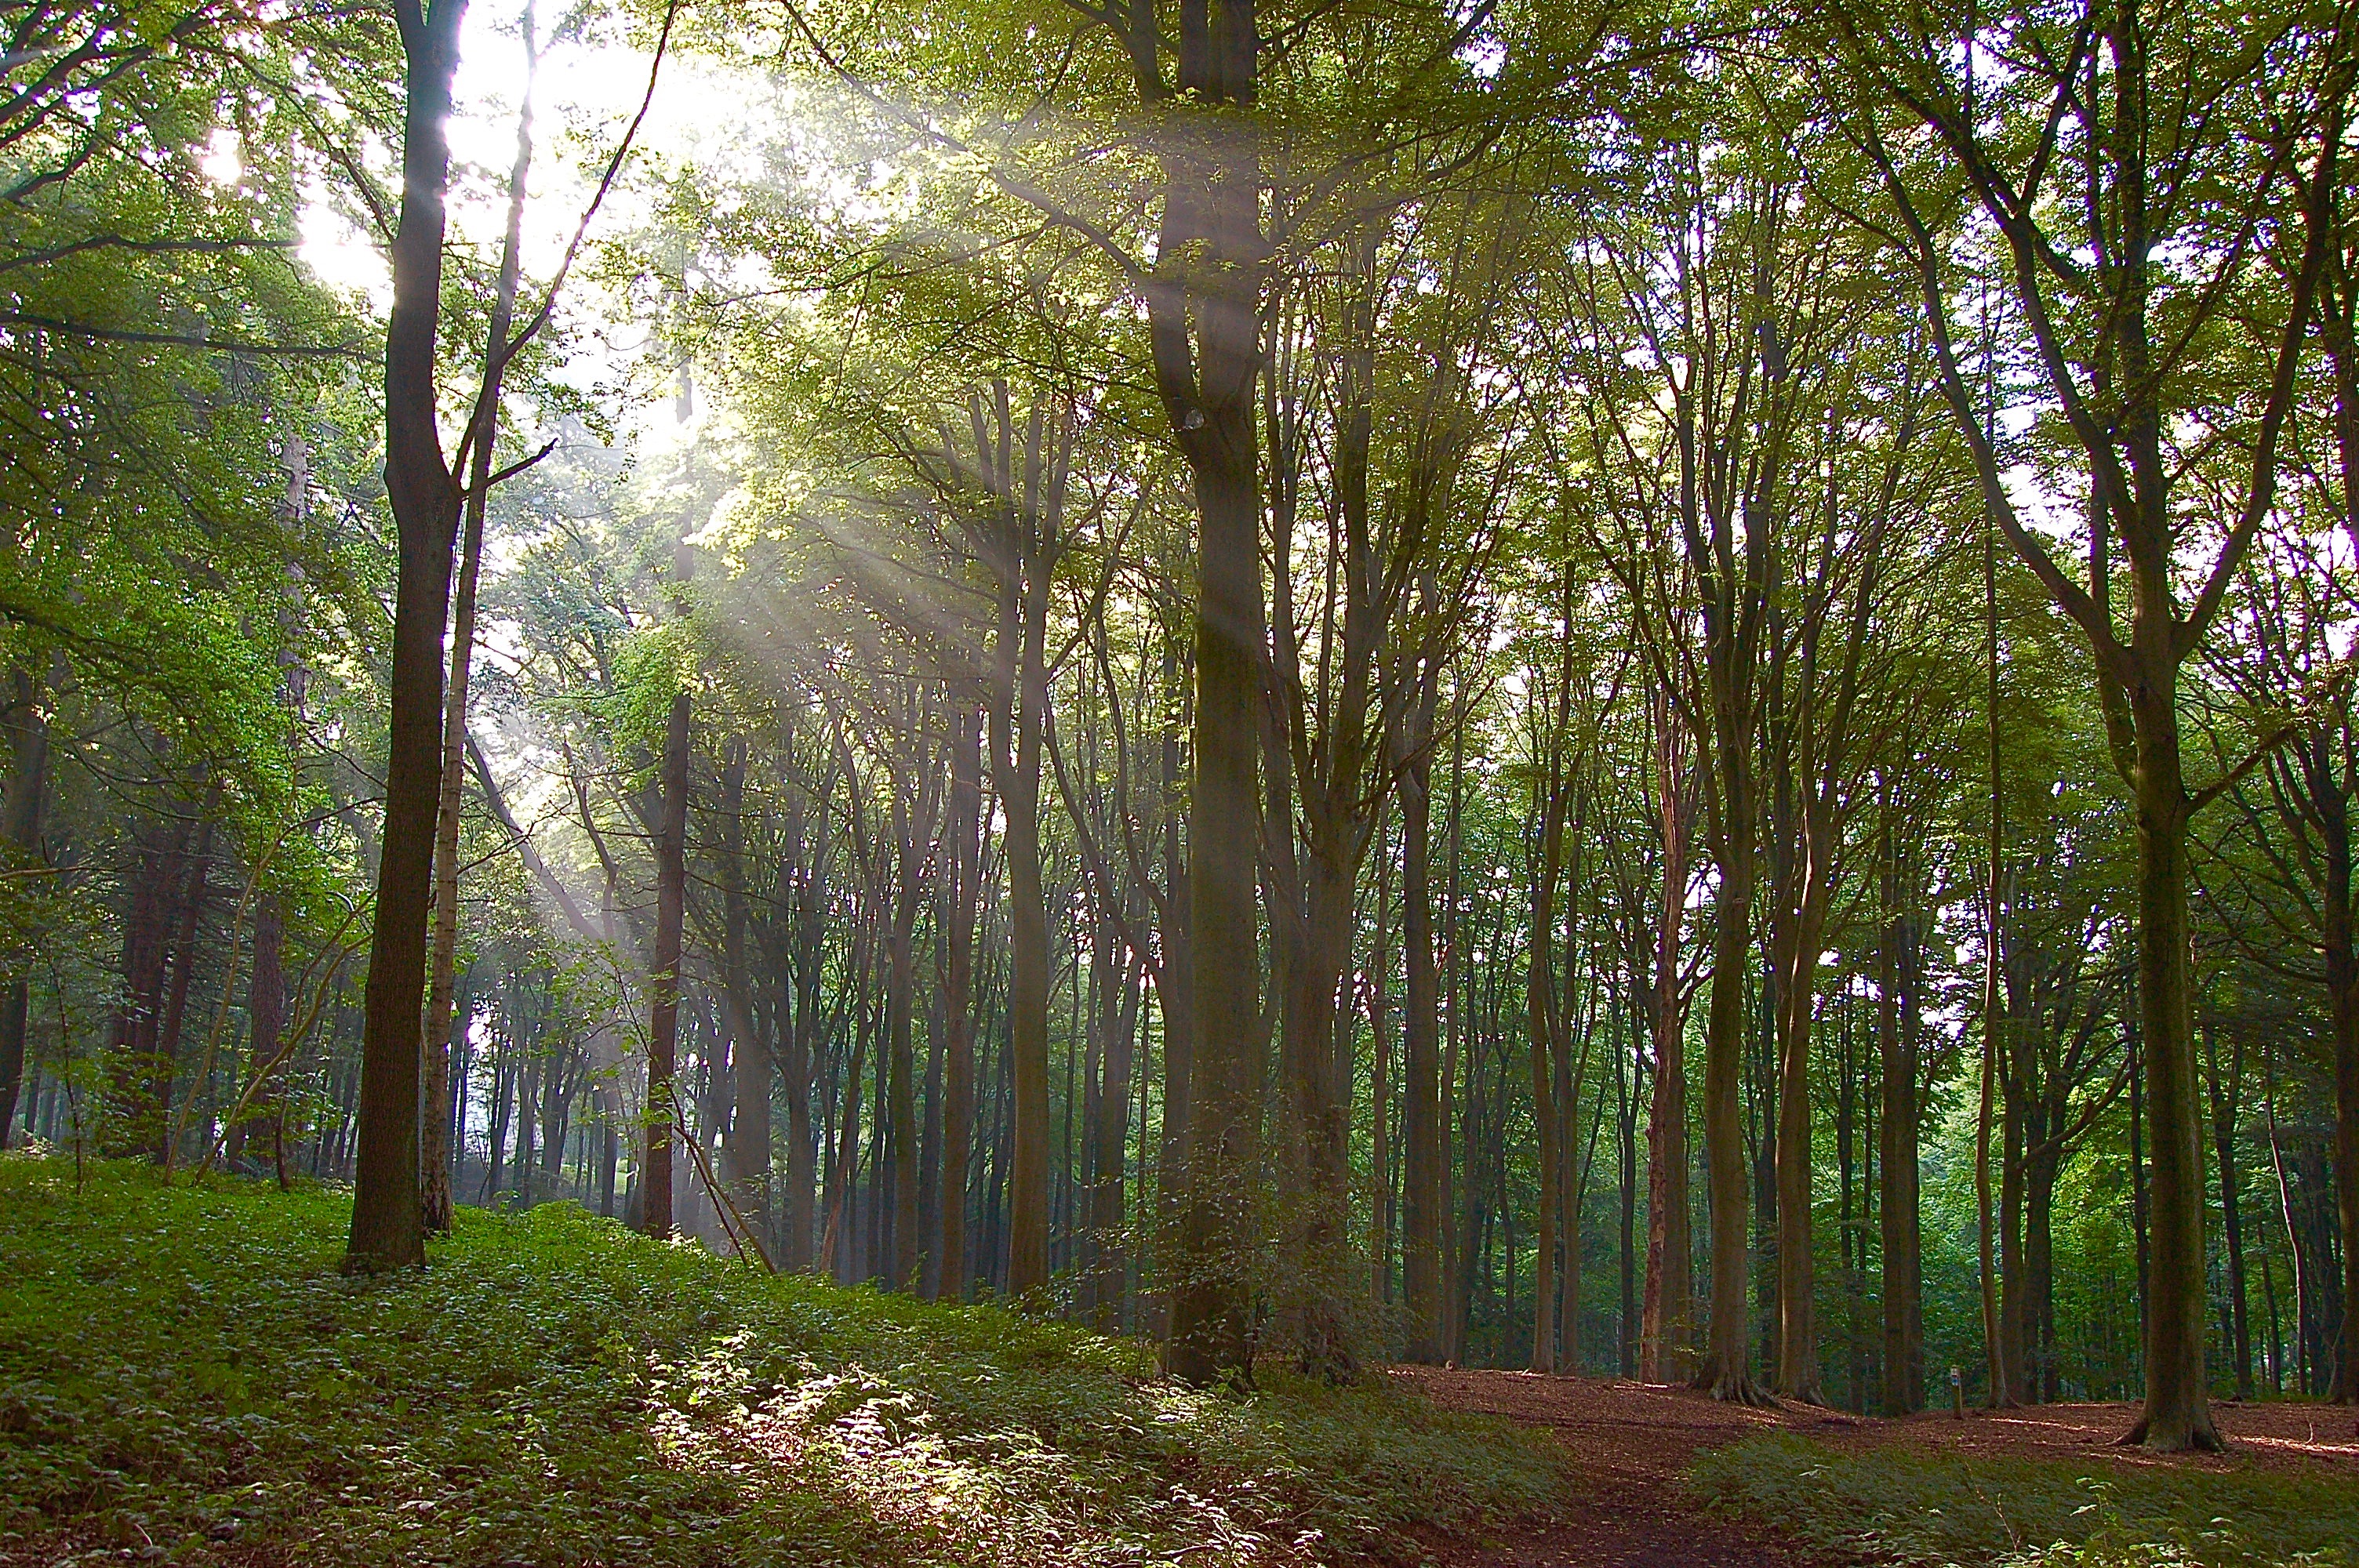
[[1696, 1367, 1779, 1408], [2117, 1411, 2229, 1453]]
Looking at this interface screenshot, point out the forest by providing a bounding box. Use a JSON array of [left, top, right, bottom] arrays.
[[2, 0, 2357, 1560]]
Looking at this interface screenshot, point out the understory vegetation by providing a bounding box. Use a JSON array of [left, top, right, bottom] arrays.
[[0, 1157, 1558, 1566], [1692, 1433, 2359, 1568]]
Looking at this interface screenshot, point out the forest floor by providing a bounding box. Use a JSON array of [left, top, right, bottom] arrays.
[[0, 1158, 1559, 1568], [5, 1158, 2354, 1567], [1398, 1367, 2359, 1566]]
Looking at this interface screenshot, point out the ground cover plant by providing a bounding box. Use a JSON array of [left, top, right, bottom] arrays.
[[0, 1157, 1560, 1566], [1691, 1432, 2358, 1568]]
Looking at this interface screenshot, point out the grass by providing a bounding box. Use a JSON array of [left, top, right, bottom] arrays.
[[1690, 1431, 2359, 1568], [0, 1155, 1558, 1566]]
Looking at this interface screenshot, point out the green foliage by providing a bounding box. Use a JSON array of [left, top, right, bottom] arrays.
[[1690, 1432, 2357, 1568], [0, 1156, 1559, 1565]]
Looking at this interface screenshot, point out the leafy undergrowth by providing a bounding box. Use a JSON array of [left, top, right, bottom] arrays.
[[0, 1156, 1558, 1566], [1691, 1431, 2358, 1568]]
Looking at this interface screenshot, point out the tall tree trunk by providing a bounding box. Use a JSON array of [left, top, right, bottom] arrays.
[[1003, 552, 1051, 1303], [1150, 0, 1266, 1389], [1998, 1052, 2029, 1402], [1877, 800, 1923, 1414], [937, 701, 983, 1300], [229, 896, 286, 1171], [1527, 768, 1565, 1374], [642, 688, 690, 1240], [1772, 765, 1839, 1401], [2328, 768, 2359, 1403], [423, 17, 534, 1234], [1371, 807, 1393, 1310], [1976, 524, 2012, 1407], [963, 388, 1059, 1305], [888, 779, 921, 1290], [719, 736, 772, 1247], [2201, 1022, 2252, 1399], [1697, 755, 1761, 1403], [345, 0, 467, 1275], [1150, 642, 1195, 1335], [2121, 655, 2217, 1447], [1400, 667, 1444, 1363], [1089, 920, 1138, 1331], [0, 670, 49, 1145], [1641, 684, 1692, 1382], [107, 819, 184, 1152], [151, 799, 217, 1163]]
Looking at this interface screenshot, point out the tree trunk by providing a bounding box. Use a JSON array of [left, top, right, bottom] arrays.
[[2121, 659, 2219, 1448], [1089, 918, 1138, 1331], [642, 688, 690, 1240], [719, 736, 772, 1247], [423, 23, 533, 1234], [1877, 804, 1923, 1414], [1697, 765, 1761, 1403], [888, 780, 921, 1290], [151, 800, 217, 1163], [936, 701, 983, 1301], [1527, 766, 1565, 1374], [1400, 668, 1445, 1363], [107, 820, 183, 1152], [1371, 808, 1393, 1310], [227, 895, 285, 1171], [345, 0, 467, 1275], [2203, 1022, 2253, 1399], [2311, 724, 2359, 1403], [1640, 684, 1692, 1381], [0, 670, 49, 1145], [1150, 0, 1266, 1388]]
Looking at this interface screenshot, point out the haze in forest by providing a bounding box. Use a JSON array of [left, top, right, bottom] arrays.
[[3, 3, 2357, 1557]]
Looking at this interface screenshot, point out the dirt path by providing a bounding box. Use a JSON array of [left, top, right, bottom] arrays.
[[1396, 1370, 1834, 1566], [1391, 1369, 2359, 1566]]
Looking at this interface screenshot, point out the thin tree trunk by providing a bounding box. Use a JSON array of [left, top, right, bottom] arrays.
[[423, 25, 535, 1232], [937, 701, 983, 1300], [642, 689, 690, 1240], [1641, 678, 1692, 1383], [1401, 665, 1444, 1362], [151, 800, 218, 1163], [1371, 805, 1393, 1309], [1527, 757, 1564, 1374], [1877, 798, 1923, 1414], [888, 779, 921, 1290], [0, 670, 49, 1145], [1977, 523, 2012, 1407], [719, 735, 772, 1246]]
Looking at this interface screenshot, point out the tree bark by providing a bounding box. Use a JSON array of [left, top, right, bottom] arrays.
[[1143, 0, 1267, 1390], [642, 688, 690, 1240], [887, 773, 923, 1290], [937, 700, 983, 1300], [0, 669, 49, 1145], [1877, 797, 1922, 1414], [422, 16, 533, 1235], [1527, 727, 1568, 1374], [1400, 665, 1445, 1363], [345, 0, 467, 1275], [1641, 681, 1692, 1382]]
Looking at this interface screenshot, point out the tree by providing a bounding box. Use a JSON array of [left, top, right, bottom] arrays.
[[1825, 0, 2353, 1447], [343, 0, 467, 1276]]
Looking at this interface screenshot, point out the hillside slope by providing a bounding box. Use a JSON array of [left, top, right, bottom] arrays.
[[0, 1158, 1557, 1566]]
